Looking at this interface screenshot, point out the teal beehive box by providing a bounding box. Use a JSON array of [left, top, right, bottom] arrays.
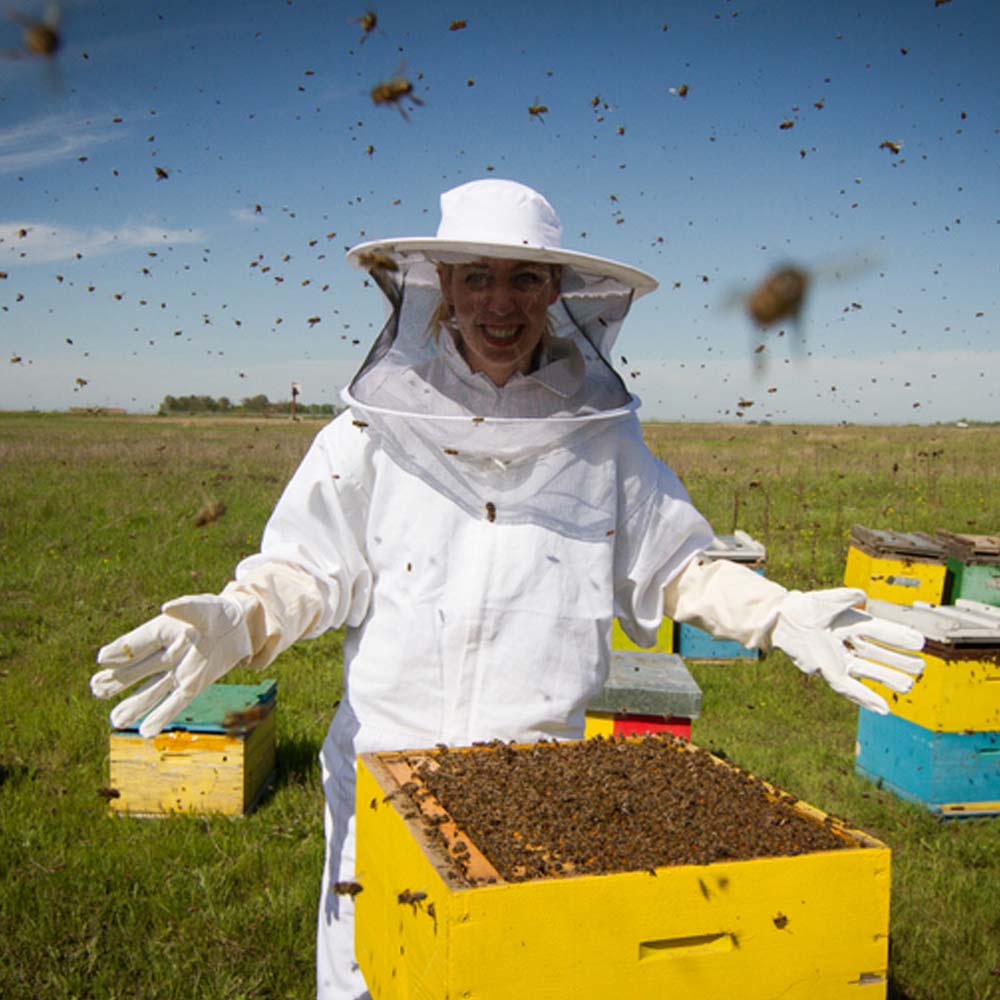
[[109, 680, 277, 817]]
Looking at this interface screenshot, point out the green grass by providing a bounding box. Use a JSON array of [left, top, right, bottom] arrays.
[[2, 413, 999, 999]]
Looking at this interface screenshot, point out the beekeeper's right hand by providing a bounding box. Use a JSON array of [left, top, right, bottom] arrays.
[[91, 592, 256, 739]]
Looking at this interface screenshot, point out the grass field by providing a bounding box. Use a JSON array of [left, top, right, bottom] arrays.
[[1, 412, 998, 999]]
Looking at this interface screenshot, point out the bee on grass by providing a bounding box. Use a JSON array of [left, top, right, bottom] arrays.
[[371, 71, 424, 121], [194, 498, 226, 527]]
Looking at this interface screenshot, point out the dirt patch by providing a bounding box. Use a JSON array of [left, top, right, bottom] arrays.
[[401, 735, 853, 884]]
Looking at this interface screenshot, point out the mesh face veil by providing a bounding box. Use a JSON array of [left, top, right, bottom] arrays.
[[341, 179, 659, 538]]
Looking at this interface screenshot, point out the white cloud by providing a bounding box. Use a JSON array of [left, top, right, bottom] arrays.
[[230, 206, 265, 224], [0, 112, 126, 174], [0, 220, 207, 264]]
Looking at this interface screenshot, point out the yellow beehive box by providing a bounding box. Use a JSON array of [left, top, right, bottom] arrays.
[[108, 680, 277, 817], [612, 615, 674, 653], [843, 526, 948, 606], [355, 740, 891, 1000], [862, 601, 1000, 732]]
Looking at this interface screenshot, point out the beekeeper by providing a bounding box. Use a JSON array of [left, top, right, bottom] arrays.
[[91, 179, 925, 1000]]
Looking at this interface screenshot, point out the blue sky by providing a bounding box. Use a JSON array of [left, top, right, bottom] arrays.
[[1, 0, 997, 422]]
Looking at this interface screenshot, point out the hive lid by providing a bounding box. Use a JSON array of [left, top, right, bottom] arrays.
[[866, 599, 1000, 646], [935, 530, 1000, 565], [700, 530, 766, 563], [117, 679, 278, 734], [850, 525, 946, 560], [587, 651, 702, 717]]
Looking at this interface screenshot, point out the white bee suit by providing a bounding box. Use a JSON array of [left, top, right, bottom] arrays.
[[91, 180, 924, 1000]]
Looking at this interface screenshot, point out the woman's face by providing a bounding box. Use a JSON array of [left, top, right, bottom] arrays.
[[438, 258, 560, 386]]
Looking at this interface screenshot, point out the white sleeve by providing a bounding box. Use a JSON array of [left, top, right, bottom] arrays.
[[612, 421, 716, 648], [230, 413, 376, 665], [221, 560, 338, 672], [664, 556, 788, 650]]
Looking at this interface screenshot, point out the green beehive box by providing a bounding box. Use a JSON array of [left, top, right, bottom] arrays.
[[938, 532, 1000, 607]]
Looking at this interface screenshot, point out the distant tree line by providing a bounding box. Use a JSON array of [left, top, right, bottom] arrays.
[[158, 394, 339, 416]]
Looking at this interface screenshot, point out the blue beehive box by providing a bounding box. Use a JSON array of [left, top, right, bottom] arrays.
[[676, 532, 766, 661], [855, 708, 1000, 817]]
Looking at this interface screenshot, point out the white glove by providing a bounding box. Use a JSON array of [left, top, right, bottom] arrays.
[[91, 593, 255, 738], [771, 588, 925, 714]]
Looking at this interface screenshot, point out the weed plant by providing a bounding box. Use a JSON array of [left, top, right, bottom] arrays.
[[1, 414, 998, 999]]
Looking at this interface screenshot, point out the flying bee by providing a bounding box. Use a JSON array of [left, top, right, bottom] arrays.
[[370, 70, 424, 120], [6, 4, 60, 58], [528, 99, 548, 123], [222, 703, 268, 733], [352, 9, 381, 44], [727, 252, 878, 375], [355, 250, 398, 273], [746, 265, 809, 328]]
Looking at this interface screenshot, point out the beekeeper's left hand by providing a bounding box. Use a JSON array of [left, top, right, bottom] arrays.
[[771, 588, 925, 714], [91, 593, 255, 738]]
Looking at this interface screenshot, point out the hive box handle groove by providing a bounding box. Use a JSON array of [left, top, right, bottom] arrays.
[[638, 931, 735, 960]]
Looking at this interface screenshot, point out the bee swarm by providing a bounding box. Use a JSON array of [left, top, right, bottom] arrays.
[[399, 736, 851, 884]]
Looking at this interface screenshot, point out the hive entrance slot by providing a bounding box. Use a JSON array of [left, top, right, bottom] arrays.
[[638, 931, 736, 960]]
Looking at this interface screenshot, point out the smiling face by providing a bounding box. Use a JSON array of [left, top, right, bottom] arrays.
[[438, 258, 561, 386]]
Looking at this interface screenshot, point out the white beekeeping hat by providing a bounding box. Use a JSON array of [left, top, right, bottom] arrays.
[[347, 178, 657, 299]]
